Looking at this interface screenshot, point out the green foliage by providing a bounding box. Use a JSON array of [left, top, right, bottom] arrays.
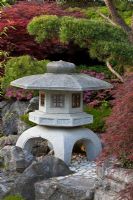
[[2, 194, 24, 200], [28, 15, 133, 73], [85, 6, 108, 19], [59, 16, 133, 66], [27, 15, 61, 43], [84, 101, 112, 133], [60, 16, 128, 43], [28, 15, 128, 45], [0, 0, 9, 6], [114, 0, 133, 12], [1, 55, 49, 90], [0, 133, 4, 138], [0, 0, 16, 7], [119, 154, 133, 169], [121, 10, 132, 25], [20, 114, 36, 127], [55, 0, 105, 7], [90, 40, 133, 65], [56, 0, 67, 5]]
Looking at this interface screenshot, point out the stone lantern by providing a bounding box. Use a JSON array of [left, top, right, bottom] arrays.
[[11, 61, 112, 165]]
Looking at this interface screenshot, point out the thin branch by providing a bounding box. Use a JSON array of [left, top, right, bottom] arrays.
[[97, 11, 117, 26], [106, 60, 124, 83]]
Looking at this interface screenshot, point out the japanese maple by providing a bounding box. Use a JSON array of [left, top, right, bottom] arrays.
[[0, 1, 84, 59], [101, 73, 133, 168]]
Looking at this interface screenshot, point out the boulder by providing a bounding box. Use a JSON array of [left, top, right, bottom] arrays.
[[0, 135, 19, 150], [0, 146, 34, 172], [95, 166, 133, 200], [0, 170, 19, 200], [94, 189, 119, 200], [35, 175, 97, 200], [0, 97, 39, 135], [17, 119, 31, 135], [26, 97, 39, 113], [1, 100, 29, 135], [7, 156, 72, 200]]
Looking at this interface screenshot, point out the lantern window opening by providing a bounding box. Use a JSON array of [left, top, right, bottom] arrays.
[[51, 94, 65, 108], [40, 92, 45, 106], [72, 93, 81, 108]]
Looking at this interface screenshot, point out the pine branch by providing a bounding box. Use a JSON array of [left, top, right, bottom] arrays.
[[106, 60, 124, 83], [97, 11, 117, 26]]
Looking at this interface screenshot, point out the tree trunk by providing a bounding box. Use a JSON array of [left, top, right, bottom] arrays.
[[104, 0, 133, 44]]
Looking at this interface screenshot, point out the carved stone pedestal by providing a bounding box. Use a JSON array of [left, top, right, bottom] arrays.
[[16, 125, 102, 165]]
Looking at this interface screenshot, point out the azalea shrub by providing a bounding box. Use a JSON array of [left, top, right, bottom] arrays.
[[5, 87, 33, 101], [101, 73, 133, 168], [0, 1, 84, 59], [81, 69, 112, 105]]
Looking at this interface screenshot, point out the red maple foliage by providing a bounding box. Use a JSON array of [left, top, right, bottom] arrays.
[[0, 1, 84, 59], [101, 73, 133, 168], [119, 183, 133, 200]]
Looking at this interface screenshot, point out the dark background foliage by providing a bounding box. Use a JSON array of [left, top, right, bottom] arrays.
[[0, 1, 101, 65]]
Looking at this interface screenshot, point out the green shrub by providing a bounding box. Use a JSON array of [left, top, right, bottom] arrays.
[[84, 101, 111, 133], [2, 194, 24, 200], [1, 55, 49, 90]]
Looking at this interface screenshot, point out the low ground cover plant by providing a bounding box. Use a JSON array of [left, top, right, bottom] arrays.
[[20, 114, 36, 127], [84, 100, 111, 133], [2, 194, 24, 200]]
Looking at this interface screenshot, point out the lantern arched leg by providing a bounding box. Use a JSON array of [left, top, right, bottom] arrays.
[[16, 126, 102, 165]]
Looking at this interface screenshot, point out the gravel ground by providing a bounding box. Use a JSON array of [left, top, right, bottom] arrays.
[[55, 153, 97, 180]]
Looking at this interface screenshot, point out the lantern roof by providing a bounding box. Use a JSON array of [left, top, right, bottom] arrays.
[[11, 60, 112, 91]]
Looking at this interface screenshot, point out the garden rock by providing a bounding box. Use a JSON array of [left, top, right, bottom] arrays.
[[7, 156, 72, 200], [35, 175, 96, 200], [26, 96, 39, 113], [0, 170, 19, 200], [17, 119, 30, 135], [95, 166, 133, 200], [1, 100, 29, 135], [0, 135, 19, 150], [0, 146, 34, 172]]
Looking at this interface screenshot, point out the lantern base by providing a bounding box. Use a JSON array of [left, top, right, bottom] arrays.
[[16, 125, 102, 165], [29, 111, 93, 127]]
